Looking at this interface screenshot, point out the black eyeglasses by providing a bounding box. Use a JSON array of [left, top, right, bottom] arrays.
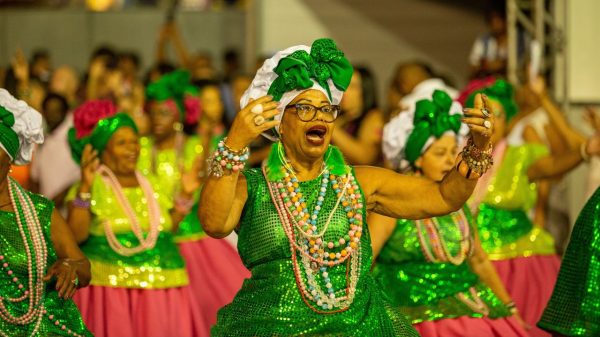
[[285, 104, 340, 122]]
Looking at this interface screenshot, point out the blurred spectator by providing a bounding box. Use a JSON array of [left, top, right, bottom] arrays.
[[29, 49, 52, 87], [469, 2, 528, 79], [84, 45, 121, 100], [392, 61, 457, 114], [331, 66, 384, 165], [49, 65, 80, 107], [222, 48, 241, 83], [30, 92, 80, 209]]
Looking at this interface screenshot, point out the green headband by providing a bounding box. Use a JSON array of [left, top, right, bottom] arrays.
[[465, 79, 517, 122], [267, 38, 353, 102], [68, 113, 138, 165], [0, 105, 19, 161], [146, 70, 199, 120], [405, 90, 463, 165]]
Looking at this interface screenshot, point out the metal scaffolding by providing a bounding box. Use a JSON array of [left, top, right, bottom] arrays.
[[506, 0, 568, 107]]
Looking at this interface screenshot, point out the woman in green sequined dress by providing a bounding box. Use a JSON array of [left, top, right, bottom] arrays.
[[537, 187, 600, 337], [140, 71, 249, 334], [458, 78, 600, 337], [65, 100, 205, 336], [372, 89, 528, 337], [198, 39, 496, 336], [0, 88, 92, 337]]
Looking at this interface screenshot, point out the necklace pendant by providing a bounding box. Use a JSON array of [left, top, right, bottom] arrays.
[[310, 261, 319, 271]]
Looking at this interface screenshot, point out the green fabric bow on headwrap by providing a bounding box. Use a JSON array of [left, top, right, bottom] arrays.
[[68, 113, 138, 165], [0, 105, 19, 161], [405, 90, 463, 166], [267, 38, 353, 102], [146, 70, 199, 120], [465, 79, 517, 122]]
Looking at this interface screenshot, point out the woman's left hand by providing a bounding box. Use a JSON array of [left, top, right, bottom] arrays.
[[462, 93, 494, 149], [43, 258, 84, 299]]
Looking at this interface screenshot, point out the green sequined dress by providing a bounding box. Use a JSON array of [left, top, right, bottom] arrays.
[[211, 168, 419, 337], [538, 187, 600, 337], [373, 207, 511, 324], [0, 190, 92, 337]]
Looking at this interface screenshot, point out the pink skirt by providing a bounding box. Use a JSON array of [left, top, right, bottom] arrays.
[[493, 255, 561, 337], [179, 237, 250, 333], [74, 284, 205, 337], [414, 315, 530, 337]]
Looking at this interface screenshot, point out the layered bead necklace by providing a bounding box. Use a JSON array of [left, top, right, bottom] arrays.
[[415, 209, 489, 315], [265, 162, 364, 314], [98, 165, 161, 256], [0, 179, 47, 336], [415, 209, 472, 265]]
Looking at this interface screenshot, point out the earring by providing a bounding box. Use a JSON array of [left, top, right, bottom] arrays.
[[174, 122, 183, 132]]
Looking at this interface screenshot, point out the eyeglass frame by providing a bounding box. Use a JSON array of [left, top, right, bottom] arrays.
[[284, 103, 341, 122]]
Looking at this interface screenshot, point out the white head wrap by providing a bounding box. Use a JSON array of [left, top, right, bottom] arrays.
[[0, 89, 44, 165], [383, 92, 469, 170], [240, 44, 346, 141]]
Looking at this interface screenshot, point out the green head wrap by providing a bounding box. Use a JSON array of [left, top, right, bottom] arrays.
[[0, 105, 19, 161], [267, 38, 353, 102], [405, 90, 463, 166], [465, 79, 518, 122], [68, 113, 138, 165], [146, 70, 199, 122]]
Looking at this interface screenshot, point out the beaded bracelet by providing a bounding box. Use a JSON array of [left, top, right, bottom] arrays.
[[72, 197, 91, 209], [460, 138, 493, 177], [207, 138, 250, 177]]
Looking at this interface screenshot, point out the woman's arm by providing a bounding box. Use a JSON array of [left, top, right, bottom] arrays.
[[527, 134, 600, 181], [67, 145, 98, 243], [468, 233, 512, 305], [46, 208, 92, 299], [332, 110, 384, 165], [367, 212, 397, 259], [198, 96, 280, 238], [357, 93, 492, 220]]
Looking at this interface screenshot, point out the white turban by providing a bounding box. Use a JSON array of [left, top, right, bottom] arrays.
[[0, 89, 44, 165]]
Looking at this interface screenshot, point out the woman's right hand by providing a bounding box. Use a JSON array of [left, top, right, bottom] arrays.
[[224, 96, 280, 151], [80, 144, 99, 191]]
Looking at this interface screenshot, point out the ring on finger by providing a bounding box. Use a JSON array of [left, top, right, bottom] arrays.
[[484, 120, 492, 129], [254, 115, 265, 126], [251, 104, 263, 114], [71, 277, 79, 287], [481, 108, 490, 118]]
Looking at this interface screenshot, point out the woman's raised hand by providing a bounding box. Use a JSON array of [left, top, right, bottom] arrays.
[[80, 144, 100, 190], [462, 93, 494, 149], [224, 96, 280, 151]]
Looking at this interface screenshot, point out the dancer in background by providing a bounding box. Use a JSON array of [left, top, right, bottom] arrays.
[[0, 88, 92, 337], [66, 100, 205, 337], [373, 89, 528, 337]]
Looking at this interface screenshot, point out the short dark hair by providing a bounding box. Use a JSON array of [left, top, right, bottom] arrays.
[[119, 51, 141, 69], [42, 92, 69, 113], [31, 49, 50, 64]]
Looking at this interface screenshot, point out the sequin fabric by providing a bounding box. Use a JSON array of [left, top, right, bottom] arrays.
[[538, 187, 600, 336], [373, 207, 510, 323], [138, 135, 216, 242], [211, 168, 418, 336], [0, 191, 92, 336], [476, 144, 555, 259], [66, 175, 188, 289]]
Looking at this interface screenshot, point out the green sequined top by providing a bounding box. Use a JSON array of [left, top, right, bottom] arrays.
[[373, 206, 510, 323], [0, 190, 92, 337], [211, 168, 419, 337], [538, 187, 600, 337], [475, 144, 555, 260], [67, 174, 188, 289]]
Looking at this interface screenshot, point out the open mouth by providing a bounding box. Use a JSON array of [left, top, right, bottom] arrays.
[[305, 125, 327, 145]]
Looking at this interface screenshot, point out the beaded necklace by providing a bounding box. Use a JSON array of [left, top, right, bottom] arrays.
[[98, 165, 161, 256], [415, 209, 472, 265], [0, 179, 86, 337], [265, 161, 364, 314]]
